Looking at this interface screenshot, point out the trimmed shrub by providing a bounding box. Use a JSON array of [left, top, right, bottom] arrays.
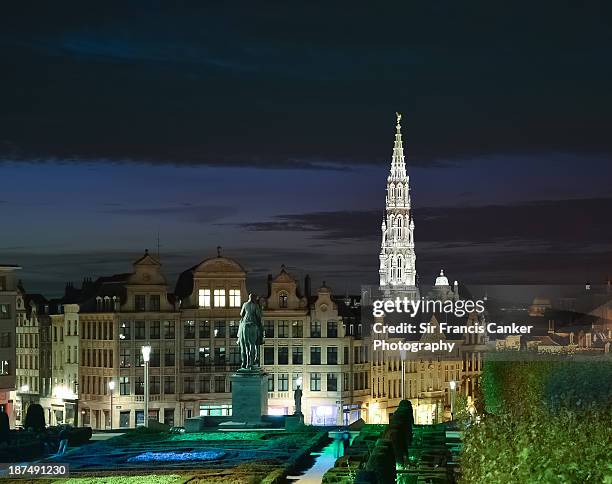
[[388, 399, 414, 464], [365, 438, 396, 484], [0, 412, 9, 443], [24, 403, 45, 432]]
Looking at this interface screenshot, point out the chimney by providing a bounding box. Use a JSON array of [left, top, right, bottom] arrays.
[[304, 274, 311, 298]]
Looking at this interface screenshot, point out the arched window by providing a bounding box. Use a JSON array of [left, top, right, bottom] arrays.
[[279, 291, 288, 309], [397, 257, 403, 280], [104, 296, 111, 312], [96, 297, 102, 312]]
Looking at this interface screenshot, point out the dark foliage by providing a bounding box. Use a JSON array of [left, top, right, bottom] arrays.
[[24, 404, 45, 432], [365, 438, 396, 484], [67, 427, 92, 445], [388, 399, 414, 464], [0, 412, 9, 442]]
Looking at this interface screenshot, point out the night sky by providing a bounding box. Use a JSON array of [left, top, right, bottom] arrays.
[[2, 2, 612, 296]]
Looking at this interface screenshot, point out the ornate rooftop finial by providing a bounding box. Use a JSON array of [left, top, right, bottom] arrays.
[[396, 111, 402, 126], [217, 246, 222, 257]]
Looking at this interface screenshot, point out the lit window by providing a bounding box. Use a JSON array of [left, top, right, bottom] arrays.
[[310, 373, 321, 391], [213, 289, 226, 307], [228, 289, 241, 307], [198, 289, 211, 308]]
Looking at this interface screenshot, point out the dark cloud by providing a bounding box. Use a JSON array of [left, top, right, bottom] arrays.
[[235, 198, 612, 285], [1, 3, 612, 168], [101, 204, 238, 224], [238, 210, 382, 240], [238, 198, 612, 245]]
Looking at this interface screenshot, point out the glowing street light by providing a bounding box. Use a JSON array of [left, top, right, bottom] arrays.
[[108, 380, 116, 430], [19, 384, 30, 415], [449, 380, 457, 419], [142, 344, 151, 427]]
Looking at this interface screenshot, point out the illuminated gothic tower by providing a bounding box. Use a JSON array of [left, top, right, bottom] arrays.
[[379, 113, 417, 290]]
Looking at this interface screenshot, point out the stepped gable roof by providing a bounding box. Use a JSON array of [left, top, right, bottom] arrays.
[[267, 265, 304, 299], [272, 264, 294, 284]]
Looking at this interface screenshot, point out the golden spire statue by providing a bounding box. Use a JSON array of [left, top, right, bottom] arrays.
[[396, 112, 402, 125]]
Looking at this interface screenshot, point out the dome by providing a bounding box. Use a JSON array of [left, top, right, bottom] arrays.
[[434, 269, 449, 286]]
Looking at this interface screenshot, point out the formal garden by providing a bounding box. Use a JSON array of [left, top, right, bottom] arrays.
[[0, 425, 326, 484]]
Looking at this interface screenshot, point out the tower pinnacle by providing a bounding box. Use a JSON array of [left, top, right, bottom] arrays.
[[379, 113, 417, 290]]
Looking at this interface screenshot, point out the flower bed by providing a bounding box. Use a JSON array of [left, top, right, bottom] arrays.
[[127, 450, 226, 462]]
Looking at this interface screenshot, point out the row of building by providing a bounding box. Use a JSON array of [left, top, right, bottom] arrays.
[[0, 250, 488, 429]]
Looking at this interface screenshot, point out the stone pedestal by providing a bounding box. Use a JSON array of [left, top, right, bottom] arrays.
[[285, 414, 304, 430], [230, 370, 269, 423]]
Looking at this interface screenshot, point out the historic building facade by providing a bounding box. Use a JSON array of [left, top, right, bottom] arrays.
[[0, 265, 20, 424], [22, 250, 370, 428], [262, 267, 370, 425], [174, 252, 248, 421]]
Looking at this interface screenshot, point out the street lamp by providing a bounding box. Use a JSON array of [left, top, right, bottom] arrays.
[[108, 380, 116, 430], [141, 344, 151, 428], [449, 380, 457, 420], [20, 384, 30, 418], [399, 349, 406, 400]]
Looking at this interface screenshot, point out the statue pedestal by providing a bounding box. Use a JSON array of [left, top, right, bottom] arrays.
[[230, 370, 269, 423]]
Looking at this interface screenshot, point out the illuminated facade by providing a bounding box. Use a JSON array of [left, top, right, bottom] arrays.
[[262, 267, 370, 425], [379, 113, 417, 291], [29, 251, 369, 428]]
